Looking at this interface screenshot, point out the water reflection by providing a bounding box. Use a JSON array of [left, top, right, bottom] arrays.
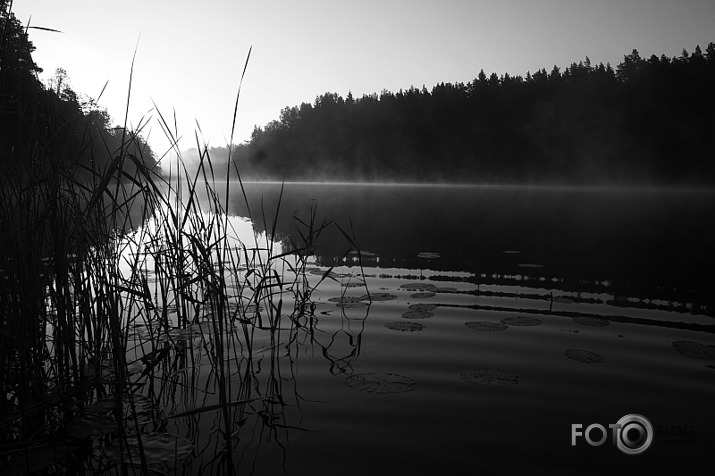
[[97, 181, 711, 475], [220, 182, 715, 317], [22, 181, 711, 475]]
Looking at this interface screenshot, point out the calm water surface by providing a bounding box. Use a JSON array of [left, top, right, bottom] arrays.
[[153, 183, 715, 474]]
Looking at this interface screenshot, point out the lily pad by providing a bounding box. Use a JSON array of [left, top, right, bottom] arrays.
[[417, 252, 441, 259], [104, 432, 194, 467], [243, 304, 264, 314], [410, 292, 436, 299], [162, 323, 221, 342], [309, 268, 332, 276], [126, 360, 144, 376], [83, 359, 115, 380], [572, 316, 610, 327], [341, 281, 366, 288], [501, 316, 542, 327], [328, 296, 369, 308], [345, 373, 416, 394], [328, 296, 360, 303], [401, 310, 433, 319], [358, 293, 397, 302], [84, 398, 117, 415], [167, 326, 200, 340], [385, 322, 425, 332], [409, 303, 438, 312], [672, 341, 715, 360], [400, 283, 438, 291], [459, 370, 519, 386], [465, 321, 509, 332], [339, 302, 369, 309], [518, 263, 543, 268], [564, 349, 605, 364], [553, 296, 575, 304], [67, 413, 117, 437], [83, 393, 154, 420]]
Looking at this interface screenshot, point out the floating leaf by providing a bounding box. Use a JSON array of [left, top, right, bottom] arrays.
[[345, 373, 416, 394], [417, 252, 440, 259], [465, 321, 508, 332], [124, 394, 157, 425], [409, 303, 438, 312], [385, 322, 425, 332], [243, 304, 264, 314], [84, 359, 115, 380], [104, 432, 194, 466], [341, 281, 366, 288], [501, 316, 542, 327], [460, 370, 519, 386], [572, 316, 610, 327], [84, 397, 117, 415], [126, 360, 144, 376], [564, 349, 605, 364], [410, 292, 436, 299], [401, 310, 433, 319], [162, 321, 237, 342], [672, 341, 715, 360], [553, 296, 575, 304], [400, 283, 437, 291], [358, 293, 397, 302], [502, 250, 520, 254], [309, 268, 343, 279], [167, 326, 198, 340], [329, 296, 360, 303], [518, 263, 543, 268], [328, 296, 368, 308], [67, 413, 117, 437]]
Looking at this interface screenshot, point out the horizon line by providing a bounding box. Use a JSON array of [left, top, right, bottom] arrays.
[[177, 179, 715, 194]]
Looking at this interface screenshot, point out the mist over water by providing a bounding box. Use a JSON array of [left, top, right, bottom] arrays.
[[183, 181, 715, 474], [5, 2, 715, 470], [213, 181, 715, 304]]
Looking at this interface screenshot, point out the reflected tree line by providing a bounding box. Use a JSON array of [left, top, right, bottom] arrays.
[[221, 43, 715, 185]]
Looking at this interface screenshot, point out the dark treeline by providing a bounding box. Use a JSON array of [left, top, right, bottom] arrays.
[[221, 44, 715, 185], [0, 3, 158, 179]]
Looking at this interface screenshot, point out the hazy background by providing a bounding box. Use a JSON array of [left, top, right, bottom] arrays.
[[14, 0, 715, 156]]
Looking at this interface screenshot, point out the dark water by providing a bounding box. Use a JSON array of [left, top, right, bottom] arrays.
[[184, 183, 715, 474], [233, 182, 715, 305]]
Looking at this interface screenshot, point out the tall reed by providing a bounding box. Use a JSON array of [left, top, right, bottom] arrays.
[[0, 67, 357, 476]]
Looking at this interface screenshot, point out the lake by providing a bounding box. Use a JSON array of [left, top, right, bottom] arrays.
[[114, 182, 715, 474]]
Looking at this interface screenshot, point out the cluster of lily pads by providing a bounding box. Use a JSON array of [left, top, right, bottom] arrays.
[[338, 273, 714, 403]]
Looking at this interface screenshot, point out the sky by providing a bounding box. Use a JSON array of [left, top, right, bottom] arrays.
[[13, 0, 715, 158]]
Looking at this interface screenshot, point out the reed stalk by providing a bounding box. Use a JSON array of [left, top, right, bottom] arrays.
[[0, 23, 358, 470]]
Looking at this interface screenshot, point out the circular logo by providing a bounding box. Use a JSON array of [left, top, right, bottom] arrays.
[[615, 414, 653, 455]]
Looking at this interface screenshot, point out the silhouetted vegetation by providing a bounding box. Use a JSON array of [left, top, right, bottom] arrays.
[[0, 3, 158, 180], [224, 44, 715, 185], [2, 6, 353, 473]]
